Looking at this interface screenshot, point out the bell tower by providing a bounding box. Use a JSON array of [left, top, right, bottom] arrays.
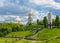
[[28, 10, 32, 25]]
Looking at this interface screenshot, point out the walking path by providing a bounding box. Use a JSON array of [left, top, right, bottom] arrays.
[[31, 41, 36, 43]]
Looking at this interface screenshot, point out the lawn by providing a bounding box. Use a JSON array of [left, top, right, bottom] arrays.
[[15, 39, 31, 43], [47, 37, 60, 43], [32, 28, 60, 41], [6, 31, 33, 37], [0, 38, 16, 43], [1, 28, 60, 43]]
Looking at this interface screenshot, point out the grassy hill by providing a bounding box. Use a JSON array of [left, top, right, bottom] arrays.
[[0, 38, 16, 43], [47, 38, 60, 43], [15, 40, 31, 43], [1, 28, 60, 43], [32, 28, 60, 41], [6, 31, 33, 37]]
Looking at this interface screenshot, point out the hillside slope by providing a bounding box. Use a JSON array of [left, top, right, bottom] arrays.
[[6, 31, 33, 37], [32, 29, 60, 41]]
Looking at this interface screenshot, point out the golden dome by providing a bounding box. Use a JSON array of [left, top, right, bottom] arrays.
[[29, 10, 32, 15]]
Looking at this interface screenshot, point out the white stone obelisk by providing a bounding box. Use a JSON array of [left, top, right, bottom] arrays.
[[48, 11, 52, 28]]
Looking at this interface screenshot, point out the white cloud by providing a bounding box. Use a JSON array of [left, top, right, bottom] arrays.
[[0, 17, 5, 21], [16, 0, 20, 4], [31, 9, 40, 19], [19, 5, 30, 11], [15, 16, 21, 21], [24, 16, 28, 19], [0, 15, 21, 22], [29, 0, 49, 5], [0, 0, 5, 7], [29, 0, 60, 9]]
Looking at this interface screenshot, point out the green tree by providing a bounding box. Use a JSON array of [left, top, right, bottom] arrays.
[[52, 19, 55, 28], [37, 19, 40, 25], [55, 15, 60, 28], [43, 16, 48, 28]]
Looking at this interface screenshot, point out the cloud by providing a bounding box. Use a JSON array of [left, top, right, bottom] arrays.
[[31, 9, 40, 19], [0, 0, 6, 7], [15, 16, 21, 21], [16, 0, 20, 4], [29, 0, 60, 9], [0, 15, 22, 22], [0, 0, 58, 24], [19, 5, 29, 12], [0, 17, 5, 21]]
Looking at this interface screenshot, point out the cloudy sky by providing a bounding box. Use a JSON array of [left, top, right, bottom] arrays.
[[0, 0, 60, 24]]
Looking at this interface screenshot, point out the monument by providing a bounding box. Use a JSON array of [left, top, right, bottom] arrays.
[[48, 11, 52, 28]]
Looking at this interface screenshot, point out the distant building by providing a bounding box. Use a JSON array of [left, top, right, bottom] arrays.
[[28, 10, 32, 25], [48, 11, 52, 28]]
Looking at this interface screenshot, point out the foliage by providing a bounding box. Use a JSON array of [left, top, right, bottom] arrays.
[[0, 22, 23, 36], [55, 15, 60, 28], [43, 17, 48, 28]]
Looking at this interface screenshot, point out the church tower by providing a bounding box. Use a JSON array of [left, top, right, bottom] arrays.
[[28, 10, 32, 25], [48, 11, 52, 28]]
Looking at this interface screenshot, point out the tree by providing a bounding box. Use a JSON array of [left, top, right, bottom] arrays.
[[52, 19, 55, 28], [55, 15, 60, 28], [27, 21, 32, 25], [43, 16, 48, 28], [37, 19, 40, 25]]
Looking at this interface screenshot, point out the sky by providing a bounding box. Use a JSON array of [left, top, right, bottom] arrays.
[[0, 0, 60, 24]]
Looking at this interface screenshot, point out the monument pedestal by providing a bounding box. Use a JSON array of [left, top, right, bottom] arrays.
[[48, 23, 52, 29]]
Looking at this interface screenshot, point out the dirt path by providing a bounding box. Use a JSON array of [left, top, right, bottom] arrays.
[[31, 41, 36, 43]]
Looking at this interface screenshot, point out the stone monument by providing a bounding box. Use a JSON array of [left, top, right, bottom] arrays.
[[48, 11, 52, 28]]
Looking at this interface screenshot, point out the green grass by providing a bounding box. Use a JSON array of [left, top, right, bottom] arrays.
[[0, 38, 16, 43], [34, 41, 45, 43], [15, 40, 31, 43], [0, 38, 43, 43], [32, 28, 60, 41], [6, 31, 33, 37], [1, 28, 60, 43], [47, 39, 60, 43]]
